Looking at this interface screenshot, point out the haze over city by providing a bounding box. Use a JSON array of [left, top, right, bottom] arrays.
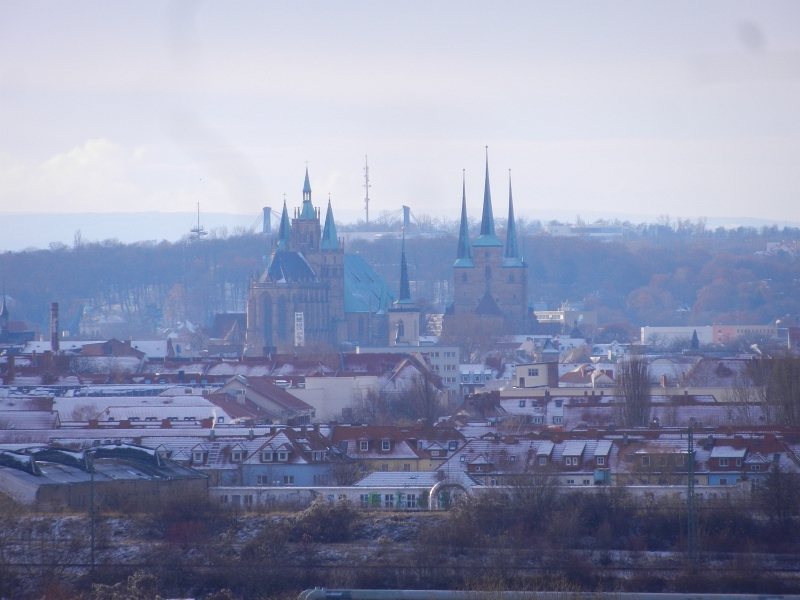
[[2, 1, 800, 250]]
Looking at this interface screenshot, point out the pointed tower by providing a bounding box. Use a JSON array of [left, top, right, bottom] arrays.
[[454, 170, 474, 268], [291, 168, 322, 252], [474, 147, 502, 248], [299, 167, 315, 219], [389, 231, 419, 346], [276, 200, 291, 251], [321, 197, 339, 251], [503, 170, 522, 267]]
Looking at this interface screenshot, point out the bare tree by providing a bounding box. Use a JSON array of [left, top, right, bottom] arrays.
[[396, 373, 446, 425], [616, 355, 652, 427]]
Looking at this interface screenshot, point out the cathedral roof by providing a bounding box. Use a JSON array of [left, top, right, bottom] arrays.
[[344, 254, 395, 314], [267, 252, 317, 283], [474, 148, 502, 248], [454, 170, 474, 268], [475, 288, 503, 317], [321, 199, 339, 250]]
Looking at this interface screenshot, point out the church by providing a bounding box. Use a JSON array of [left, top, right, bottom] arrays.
[[245, 169, 405, 355], [444, 151, 529, 334]]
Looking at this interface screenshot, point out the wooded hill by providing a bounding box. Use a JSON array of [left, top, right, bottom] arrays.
[[3, 223, 800, 340]]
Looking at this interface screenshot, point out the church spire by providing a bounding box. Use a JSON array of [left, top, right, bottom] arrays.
[[503, 169, 522, 266], [299, 167, 315, 219], [396, 230, 413, 305], [454, 169, 474, 267], [276, 199, 291, 251], [321, 196, 339, 250], [474, 146, 502, 247]]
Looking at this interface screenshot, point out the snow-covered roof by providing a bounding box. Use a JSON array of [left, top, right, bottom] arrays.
[[709, 446, 747, 459]]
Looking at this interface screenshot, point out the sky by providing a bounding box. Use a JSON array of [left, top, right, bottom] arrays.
[[1, 1, 800, 243]]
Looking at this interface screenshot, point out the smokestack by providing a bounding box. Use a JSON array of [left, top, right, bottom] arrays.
[[50, 302, 59, 353], [263, 207, 271, 233]]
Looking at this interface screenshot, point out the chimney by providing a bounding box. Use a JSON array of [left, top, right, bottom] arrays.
[[161, 419, 172, 429], [248, 428, 255, 440], [50, 302, 59, 353], [118, 419, 131, 429]]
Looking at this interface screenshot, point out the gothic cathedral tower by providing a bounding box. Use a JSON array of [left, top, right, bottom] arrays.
[[448, 149, 528, 333]]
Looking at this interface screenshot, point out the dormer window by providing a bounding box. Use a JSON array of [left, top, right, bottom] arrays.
[[596, 456, 605, 466], [510, 456, 516, 462], [261, 451, 273, 462], [193, 451, 204, 464], [359, 440, 369, 451], [231, 450, 244, 462], [381, 440, 391, 451], [278, 451, 288, 462], [448, 441, 457, 451], [538, 457, 547, 465]]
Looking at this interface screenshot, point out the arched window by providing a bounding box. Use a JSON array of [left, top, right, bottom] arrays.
[[263, 294, 273, 345], [397, 320, 405, 338], [485, 266, 492, 282]]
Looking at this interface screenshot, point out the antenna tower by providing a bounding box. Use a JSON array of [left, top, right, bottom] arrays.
[[189, 203, 207, 241], [364, 155, 371, 224]]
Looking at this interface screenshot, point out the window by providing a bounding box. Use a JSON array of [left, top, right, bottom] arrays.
[[719, 478, 728, 485], [217, 417, 224, 423], [431, 450, 440, 457], [519, 400, 526, 407], [555, 400, 563, 407], [750, 464, 760, 471], [231, 451, 243, 462], [381, 440, 391, 451], [407, 494, 418, 508], [641, 456, 650, 467], [583, 479, 591, 485], [462, 375, 469, 382], [395, 379, 404, 390], [533, 416, 543, 425], [509, 456, 516, 462], [444, 351, 455, 358], [193, 451, 204, 464], [244, 495, 253, 506], [360, 440, 369, 451], [553, 416, 562, 425], [444, 364, 455, 371], [261, 451, 273, 462], [256, 475, 270, 485], [719, 458, 729, 467], [527, 368, 539, 377], [403, 463, 411, 472], [448, 441, 458, 451], [384, 494, 394, 508], [596, 456, 605, 466], [538, 457, 547, 465], [278, 451, 288, 462], [460, 456, 465, 462], [566, 479, 575, 485], [565, 457, 574, 466], [676, 455, 685, 467], [736, 458, 742, 467], [283, 475, 295, 485], [381, 463, 389, 472], [220, 495, 229, 503]]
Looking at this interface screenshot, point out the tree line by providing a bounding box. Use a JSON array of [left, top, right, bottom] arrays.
[[2, 221, 799, 340]]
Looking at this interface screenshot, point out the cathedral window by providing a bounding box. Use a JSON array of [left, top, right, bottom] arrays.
[[277, 296, 288, 341], [485, 266, 492, 282], [263, 294, 273, 344], [397, 320, 405, 338]]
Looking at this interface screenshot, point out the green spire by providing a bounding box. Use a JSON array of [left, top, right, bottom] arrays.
[[455, 169, 474, 267], [299, 167, 315, 219], [276, 200, 291, 251], [396, 231, 413, 305], [474, 146, 502, 247], [503, 169, 522, 266], [321, 197, 339, 250]]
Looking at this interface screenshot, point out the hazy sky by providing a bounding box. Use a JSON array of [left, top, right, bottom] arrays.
[[1, 1, 799, 227]]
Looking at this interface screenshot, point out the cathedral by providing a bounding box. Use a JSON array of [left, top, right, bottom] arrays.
[[245, 169, 398, 355], [444, 151, 529, 334]]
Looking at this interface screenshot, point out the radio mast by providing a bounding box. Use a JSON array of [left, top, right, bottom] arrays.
[[364, 155, 371, 225]]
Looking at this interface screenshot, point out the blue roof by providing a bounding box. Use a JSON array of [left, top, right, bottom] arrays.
[[344, 254, 396, 314]]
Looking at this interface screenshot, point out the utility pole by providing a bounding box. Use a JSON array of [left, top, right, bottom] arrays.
[[89, 451, 95, 573], [364, 156, 371, 225], [687, 425, 697, 564]]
